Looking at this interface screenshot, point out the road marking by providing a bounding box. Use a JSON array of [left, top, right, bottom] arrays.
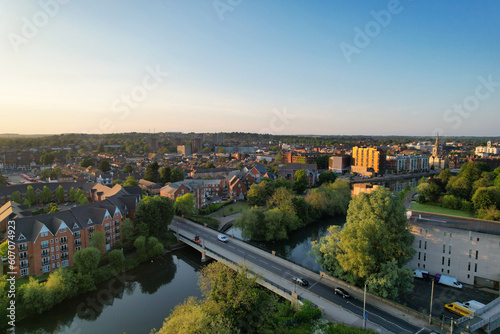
[[415, 328, 426, 334], [346, 302, 412, 333], [260, 260, 269, 265], [272, 265, 281, 271], [247, 254, 256, 259]]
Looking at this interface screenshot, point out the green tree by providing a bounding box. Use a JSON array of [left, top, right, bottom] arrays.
[[10, 191, 21, 203], [25, 185, 38, 206], [18, 277, 52, 317], [79, 158, 94, 168], [40, 169, 51, 180], [46, 203, 60, 214], [275, 151, 283, 163], [78, 193, 89, 205], [144, 161, 160, 182], [147, 237, 164, 258], [68, 187, 76, 202], [134, 196, 174, 239], [305, 179, 351, 218], [123, 175, 138, 187], [317, 171, 337, 186], [99, 159, 111, 172], [311, 187, 415, 299], [442, 194, 461, 210], [438, 168, 452, 188], [40, 185, 52, 204], [472, 187, 498, 211], [170, 167, 185, 182], [45, 268, 76, 305], [160, 166, 171, 184], [0, 241, 8, 258], [134, 236, 147, 262], [247, 182, 269, 206], [174, 193, 197, 217], [73, 247, 101, 274], [315, 155, 330, 169], [0, 172, 7, 187], [121, 218, 136, 248], [55, 185, 65, 203], [112, 179, 123, 186], [447, 176, 471, 199], [108, 249, 125, 272], [123, 164, 134, 173], [293, 169, 308, 194], [416, 181, 441, 202], [233, 207, 266, 240], [202, 147, 211, 153], [40, 152, 55, 165], [90, 231, 106, 252], [97, 143, 104, 153]]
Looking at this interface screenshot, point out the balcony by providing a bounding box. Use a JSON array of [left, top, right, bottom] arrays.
[[74, 232, 81, 239], [61, 246, 68, 252], [20, 262, 29, 269], [105, 231, 110, 237], [41, 243, 49, 249], [61, 254, 69, 260], [19, 253, 28, 260], [41, 260, 50, 266], [75, 240, 81, 246], [60, 239, 68, 245], [18, 245, 28, 251], [42, 250, 50, 257]]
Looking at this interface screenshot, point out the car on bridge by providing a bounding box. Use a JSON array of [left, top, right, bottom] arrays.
[[217, 234, 229, 243], [334, 287, 350, 298], [292, 277, 309, 286]]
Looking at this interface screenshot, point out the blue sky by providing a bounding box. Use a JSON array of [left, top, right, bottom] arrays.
[[1, 1, 499, 136]]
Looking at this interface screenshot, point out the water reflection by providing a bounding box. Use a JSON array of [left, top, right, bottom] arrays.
[[16, 248, 205, 334]]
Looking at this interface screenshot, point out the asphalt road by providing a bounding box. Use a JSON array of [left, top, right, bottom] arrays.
[[171, 218, 434, 334]]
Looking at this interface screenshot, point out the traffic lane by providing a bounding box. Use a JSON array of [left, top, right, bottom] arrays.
[[172, 222, 422, 333]]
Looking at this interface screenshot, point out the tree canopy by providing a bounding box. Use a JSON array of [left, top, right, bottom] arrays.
[[144, 162, 160, 183], [133, 196, 174, 239], [174, 193, 197, 217], [99, 159, 111, 172]]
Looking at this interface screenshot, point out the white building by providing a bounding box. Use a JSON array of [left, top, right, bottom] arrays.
[[475, 141, 499, 158]]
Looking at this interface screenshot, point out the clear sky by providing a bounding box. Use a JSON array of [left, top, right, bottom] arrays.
[[1, 1, 499, 137]]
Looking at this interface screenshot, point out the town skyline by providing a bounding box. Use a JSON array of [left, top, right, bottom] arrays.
[[2, 1, 500, 136]]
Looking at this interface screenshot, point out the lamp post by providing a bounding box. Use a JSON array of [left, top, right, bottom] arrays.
[[429, 279, 434, 324], [363, 282, 367, 329]]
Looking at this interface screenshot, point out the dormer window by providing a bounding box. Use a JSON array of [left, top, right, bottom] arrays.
[[87, 219, 93, 225], [59, 228, 66, 233], [18, 234, 26, 241]]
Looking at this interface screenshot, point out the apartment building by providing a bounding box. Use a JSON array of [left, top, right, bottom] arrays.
[[408, 215, 500, 289], [351, 147, 386, 176], [9, 185, 141, 278], [160, 179, 224, 208], [386, 154, 429, 174]]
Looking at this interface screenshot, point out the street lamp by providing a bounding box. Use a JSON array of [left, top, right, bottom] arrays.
[[429, 279, 435, 324], [363, 282, 368, 328]]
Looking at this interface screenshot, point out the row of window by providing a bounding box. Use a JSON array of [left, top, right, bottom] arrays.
[[42, 260, 69, 273]]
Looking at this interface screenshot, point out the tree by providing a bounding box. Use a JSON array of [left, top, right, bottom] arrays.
[[318, 171, 337, 186], [0, 241, 8, 258], [108, 249, 125, 272], [46, 203, 59, 214], [160, 166, 171, 184], [147, 237, 164, 258], [68, 187, 76, 202], [442, 194, 461, 210], [134, 196, 174, 240], [121, 218, 136, 248], [134, 236, 147, 262], [10, 192, 21, 203], [78, 193, 89, 205], [472, 187, 498, 211], [174, 193, 197, 217], [123, 164, 134, 173], [55, 185, 65, 203], [79, 158, 94, 168], [438, 169, 452, 188], [305, 179, 351, 218], [0, 172, 7, 187], [233, 207, 266, 240], [25, 185, 38, 206], [112, 179, 123, 186], [202, 147, 211, 153], [416, 181, 441, 203], [123, 175, 138, 187], [97, 143, 104, 153], [275, 151, 283, 163], [247, 182, 268, 206], [90, 231, 106, 252], [73, 247, 101, 274], [170, 167, 185, 182], [99, 159, 111, 172], [311, 187, 415, 299], [144, 162, 160, 182], [40, 152, 55, 165], [40, 169, 51, 180], [447, 176, 471, 199], [293, 169, 308, 194], [315, 155, 330, 169], [40, 186, 52, 204]]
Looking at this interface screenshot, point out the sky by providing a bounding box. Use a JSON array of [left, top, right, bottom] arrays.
[[0, 1, 499, 137]]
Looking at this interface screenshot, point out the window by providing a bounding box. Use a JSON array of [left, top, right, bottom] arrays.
[[469, 249, 472, 258], [468, 262, 471, 271], [418, 252, 421, 260], [444, 232, 446, 237], [105, 224, 110, 231], [20, 268, 29, 277], [43, 265, 50, 273], [55, 238, 58, 243], [19, 252, 27, 260], [51, 247, 54, 252], [62, 260, 68, 267], [42, 257, 50, 265], [448, 258, 451, 267], [450, 233, 452, 238], [74, 231, 81, 239], [41, 241, 49, 249], [60, 237, 67, 244], [18, 243, 27, 251], [417, 263, 420, 268], [61, 252, 69, 260], [423, 253, 426, 261], [59, 228, 66, 233], [50, 239, 53, 244], [41, 232, 48, 238], [443, 245, 446, 253], [57, 262, 60, 267], [449, 246, 452, 254], [61, 245, 68, 252], [424, 241, 427, 250], [419, 240, 421, 248], [441, 268, 444, 273], [42, 249, 50, 257], [477, 238, 480, 242], [442, 257, 445, 265], [56, 246, 59, 252], [467, 274, 470, 279], [20, 260, 28, 268], [75, 239, 81, 246], [75, 246, 81, 252], [474, 263, 477, 272], [476, 251, 479, 260], [423, 264, 426, 269], [89, 227, 94, 234], [447, 270, 449, 274], [56, 254, 59, 260]]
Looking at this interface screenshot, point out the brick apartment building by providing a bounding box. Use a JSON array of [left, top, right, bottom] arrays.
[[160, 179, 224, 209]]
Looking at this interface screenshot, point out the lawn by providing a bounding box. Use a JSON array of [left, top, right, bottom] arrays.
[[409, 203, 475, 218], [212, 201, 251, 217]]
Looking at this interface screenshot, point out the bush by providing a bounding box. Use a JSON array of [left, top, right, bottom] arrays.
[[108, 249, 125, 272], [442, 195, 461, 210], [198, 201, 232, 215], [294, 299, 322, 323], [461, 200, 474, 213]]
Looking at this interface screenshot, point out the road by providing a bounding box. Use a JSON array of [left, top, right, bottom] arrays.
[[171, 218, 435, 334]]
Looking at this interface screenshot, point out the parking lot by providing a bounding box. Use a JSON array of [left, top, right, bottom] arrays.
[[400, 277, 497, 319]]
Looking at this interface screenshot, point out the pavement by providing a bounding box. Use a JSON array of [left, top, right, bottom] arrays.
[[171, 217, 438, 334]]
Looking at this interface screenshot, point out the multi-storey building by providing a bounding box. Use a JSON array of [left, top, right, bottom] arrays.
[[475, 141, 499, 158], [9, 185, 141, 278], [160, 179, 224, 208], [408, 214, 500, 289], [351, 147, 386, 176], [329, 155, 351, 174], [386, 155, 429, 174]]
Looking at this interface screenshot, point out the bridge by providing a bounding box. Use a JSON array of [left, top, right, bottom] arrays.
[[455, 297, 500, 333], [170, 217, 437, 334]]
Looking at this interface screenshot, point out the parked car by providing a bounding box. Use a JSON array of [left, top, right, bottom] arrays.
[[292, 277, 309, 286], [217, 234, 229, 243], [334, 287, 350, 298]]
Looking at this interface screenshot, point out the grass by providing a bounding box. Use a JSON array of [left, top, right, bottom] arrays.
[[409, 203, 475, 218], [211, 201, 251, 217], [189, 214, 220, 229]]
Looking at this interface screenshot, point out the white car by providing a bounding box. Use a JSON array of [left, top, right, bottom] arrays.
[[217, 234, 229, 243]]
